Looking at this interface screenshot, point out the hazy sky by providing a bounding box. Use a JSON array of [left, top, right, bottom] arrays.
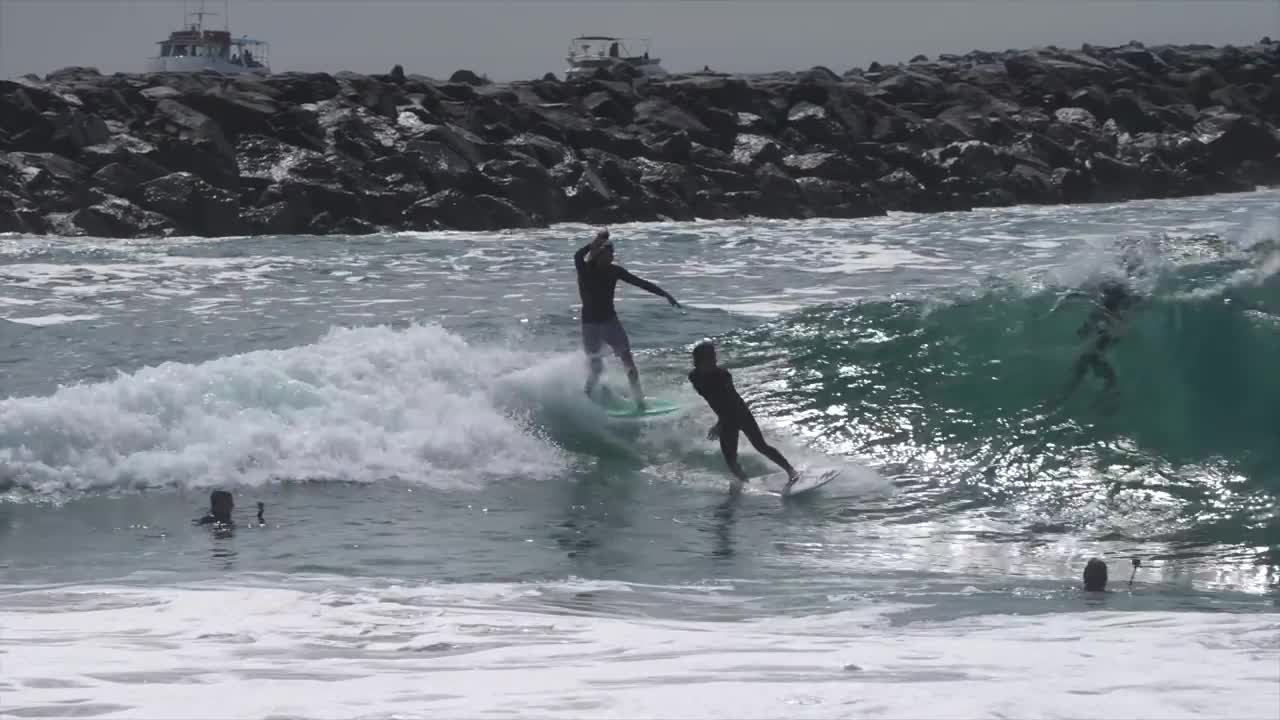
[[2, 0, 1277, 81]]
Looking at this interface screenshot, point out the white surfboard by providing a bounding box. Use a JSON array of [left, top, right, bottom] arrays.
[[756, 467, 841, 497]]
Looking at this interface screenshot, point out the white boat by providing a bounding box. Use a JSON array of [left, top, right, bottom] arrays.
[[145, 0, 270, 75], [565, 36, 668, 80]]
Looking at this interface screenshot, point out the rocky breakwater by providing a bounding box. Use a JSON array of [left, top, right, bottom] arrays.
[[1, 40, 1278, 238]]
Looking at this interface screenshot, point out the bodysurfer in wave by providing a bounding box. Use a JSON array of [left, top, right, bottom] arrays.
[[689, 341, 799, 489], [574, 229, 680, 413], [1053, 273, 1142, 407]]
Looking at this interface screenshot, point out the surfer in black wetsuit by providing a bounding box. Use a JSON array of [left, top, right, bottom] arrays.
[[574, 229, 680, 411], [689, 341, 799, 489]]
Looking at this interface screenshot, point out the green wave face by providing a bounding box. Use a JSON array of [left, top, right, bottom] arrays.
[[718, 266, 1280, 552]]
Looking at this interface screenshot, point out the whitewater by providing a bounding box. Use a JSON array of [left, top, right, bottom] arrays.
[[2, 191, 1278, 718]]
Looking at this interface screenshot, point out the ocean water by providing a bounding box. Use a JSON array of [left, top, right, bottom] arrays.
[[2, 191, 1279, 718]]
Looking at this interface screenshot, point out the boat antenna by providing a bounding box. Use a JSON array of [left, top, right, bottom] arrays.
[[190, 0, 216, 32]]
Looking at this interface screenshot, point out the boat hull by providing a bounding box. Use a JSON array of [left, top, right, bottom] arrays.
[[145, 56, 268, 75], [565, 60, 668, 80]]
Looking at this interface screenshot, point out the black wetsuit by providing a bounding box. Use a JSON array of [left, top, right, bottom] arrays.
[[1063, 279, 1138, 398], [689, 366, 791, 471], [1082, 279, 1136, 351], [573, 244, 666, 323]]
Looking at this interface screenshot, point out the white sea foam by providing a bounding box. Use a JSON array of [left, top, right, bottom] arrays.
[[1, 578, 1274, 719], [0, 324, 580, 496]]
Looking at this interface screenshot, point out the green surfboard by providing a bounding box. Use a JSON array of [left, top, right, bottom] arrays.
[[593, 388, 682, 418]]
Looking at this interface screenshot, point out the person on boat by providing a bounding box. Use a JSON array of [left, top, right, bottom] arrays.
[[689, 341, 799, 489], [574, 229, 679, 412]]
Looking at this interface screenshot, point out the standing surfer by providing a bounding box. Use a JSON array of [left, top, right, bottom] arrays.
[[574, 229, 680, 412], [688, 341, 800, 489]]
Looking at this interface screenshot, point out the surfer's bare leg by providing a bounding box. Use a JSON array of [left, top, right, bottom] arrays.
[[1054, 355, 1091, 406], [1093, 355, 1117, 393], [606, 319, 645, 411], [718, 427, 750, 483], [584, 355, 604, 397], [624, 365, 645, 411], [582, 322, 606, 397]]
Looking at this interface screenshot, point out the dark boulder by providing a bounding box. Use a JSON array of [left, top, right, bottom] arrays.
[[584, 90, 634, 125], [4, 152, 91, 212], [1202, 114, 1280, 165], [479, 155, 565, 224], [634, 99, 713, 145], [90, 162, 144, 198], [45, 66, 102, 83], [505, 132, 575, 168], [795, 177, 885, 217], [752, 163, 805, 217], [240, 201, 302, 235], [403, 189, 532, 231], [732, 134, 785, 168], [137, 172, 242, 236], [407, 138, 477, 190], [786, 101, 847, 149], [0, 190, 47, 233], [70, 196, 173, 237], [781, 152, 863, 181], [645, 131, 693, 163], [179, 88, 279, 142]]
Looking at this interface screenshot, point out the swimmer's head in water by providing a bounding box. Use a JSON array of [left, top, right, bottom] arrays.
[[1083, 558, 1108, 591], [692, 341, 717, 369], [209, 490, 234, 520]]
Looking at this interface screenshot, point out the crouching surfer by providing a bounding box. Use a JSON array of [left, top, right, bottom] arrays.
[[688, 341, 799, 490]]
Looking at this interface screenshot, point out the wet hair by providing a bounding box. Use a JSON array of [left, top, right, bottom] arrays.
[[692, 341, 716, 366], [1083, 558, 1108, 591], [595, 228, 610, 241]]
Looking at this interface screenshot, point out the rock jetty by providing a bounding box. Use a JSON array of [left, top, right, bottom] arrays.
[[1, 41, 1278, 237]]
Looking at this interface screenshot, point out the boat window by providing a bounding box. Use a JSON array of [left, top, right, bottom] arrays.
[[173, 44, 188, 57]]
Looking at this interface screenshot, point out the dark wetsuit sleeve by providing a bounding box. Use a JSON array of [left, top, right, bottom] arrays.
[[690, 368, 748, 421], [616, 267, 668, 299], [574, 243, 592, 271]]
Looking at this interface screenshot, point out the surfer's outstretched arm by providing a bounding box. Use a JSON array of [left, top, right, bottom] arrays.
[[617, 269, 680, 307]]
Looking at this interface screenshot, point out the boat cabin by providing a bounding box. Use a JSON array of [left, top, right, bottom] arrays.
[[146, 4, 270, 74], [565, 36, 667, 80]]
